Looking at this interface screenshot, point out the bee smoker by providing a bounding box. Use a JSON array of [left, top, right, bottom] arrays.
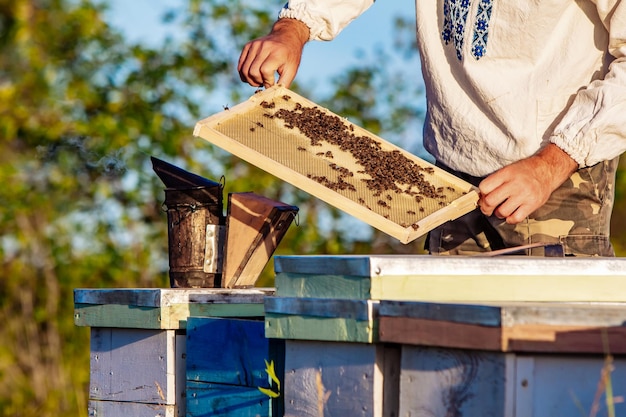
[[152, 157, 225, 288]]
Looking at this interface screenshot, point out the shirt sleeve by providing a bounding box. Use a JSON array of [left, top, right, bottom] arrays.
[[278, 0, 375, 41], [550, 0, 626, 167]]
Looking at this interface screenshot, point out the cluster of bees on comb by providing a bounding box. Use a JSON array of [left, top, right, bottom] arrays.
[[252, 95, 453, 228]]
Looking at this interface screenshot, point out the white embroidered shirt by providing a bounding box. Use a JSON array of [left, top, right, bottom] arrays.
[[280, 0, 626, 176]]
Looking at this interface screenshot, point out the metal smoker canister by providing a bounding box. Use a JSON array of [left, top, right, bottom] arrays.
[[163, 184, 224, 288]]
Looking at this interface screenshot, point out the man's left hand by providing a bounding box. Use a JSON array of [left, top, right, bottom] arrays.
[[478, 144, 578, 224]]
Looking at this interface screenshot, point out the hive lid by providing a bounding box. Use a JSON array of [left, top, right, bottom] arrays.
[[222, 192, 298, 288], [193, 86, 478, 243]]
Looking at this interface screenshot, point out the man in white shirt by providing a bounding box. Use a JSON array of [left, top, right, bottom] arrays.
[[238, 0, 626, 256]]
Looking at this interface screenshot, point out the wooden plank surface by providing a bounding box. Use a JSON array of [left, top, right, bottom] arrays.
[[88, 400, 177, 417], [90, 328, 178, 404], [75, 288, 273, 307], [194, 85, 478, 243], [369, 274, 626, 303], [186, 382, 271, 417], [379, 316, 626, 354], [75, 302, 266, 329], [502, 323, 626, 354], [398, 346, 510, 417], [186, 318, 268, 387], [521, 355, 626, 417], [275, 255, 626, 279], [265, 314, 376, 344], [273, 255, 626, 302], [76, 304, 164, 329], [265, 296, 374, 321], [379, 300, 626, 327], [264, 297, 377, 343], [274, 255, 374, 276], [379, 300, 626, 353], [283, 340, 391, 417], [275, 272, 373, 300], [74, 288, 271, 328], [379, 299, 503, 325], [398, 347, 626, 417], [380, 316, 503, 351], [160, 303, 266, 329]]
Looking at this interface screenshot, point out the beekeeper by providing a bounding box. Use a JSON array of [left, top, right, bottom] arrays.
[[237, 0, 626, 256]]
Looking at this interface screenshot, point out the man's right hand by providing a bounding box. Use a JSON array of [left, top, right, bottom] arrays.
[[238, 18, 310, 88]]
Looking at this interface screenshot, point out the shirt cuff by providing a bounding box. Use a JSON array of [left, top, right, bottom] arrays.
[[278, 2, 335, 41], [549, 133, 587, 168]]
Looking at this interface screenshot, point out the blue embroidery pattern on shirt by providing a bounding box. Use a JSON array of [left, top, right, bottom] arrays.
[[442, 0, 471, 60], [471, 0, 493, 59], [442, 0, 494, 60]]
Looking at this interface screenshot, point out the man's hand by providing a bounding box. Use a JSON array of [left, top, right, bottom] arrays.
[[478, 144, 578, 224], [238, 18, 310, 88]]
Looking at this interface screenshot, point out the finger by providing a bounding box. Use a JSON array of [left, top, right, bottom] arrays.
[[479, 185, 510, 216], [505, 206, 529, 224], [501, 198, 537, 224], [259, 65, 277, 88], [237, 43, 251, 74], [245, 49, 280, 88], [479, 198, 496, 217], [237, 44, 260, 85], [492, 195, 521, 219], [478, 169, 514, 216], [238, 59, 262, 87], [276, 63, 298, 87], [505, 189, 549, 224], [478, 171, 507, 195], [238, 44, 270, 87]]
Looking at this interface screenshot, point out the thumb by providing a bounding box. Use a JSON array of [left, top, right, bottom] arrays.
[[276, 63, 299, 87]]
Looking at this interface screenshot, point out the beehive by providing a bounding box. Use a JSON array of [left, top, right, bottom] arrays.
[[194, 86, 479, 243]]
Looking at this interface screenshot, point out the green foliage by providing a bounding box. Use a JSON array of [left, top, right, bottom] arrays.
[[0, 1, 428, 415], [610, 158, 626, 256]]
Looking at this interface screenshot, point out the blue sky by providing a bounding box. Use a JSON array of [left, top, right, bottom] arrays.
[[104, 1, 416, 89]]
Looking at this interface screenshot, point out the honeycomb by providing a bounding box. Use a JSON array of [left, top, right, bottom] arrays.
[[194, 86, 478, 243]]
